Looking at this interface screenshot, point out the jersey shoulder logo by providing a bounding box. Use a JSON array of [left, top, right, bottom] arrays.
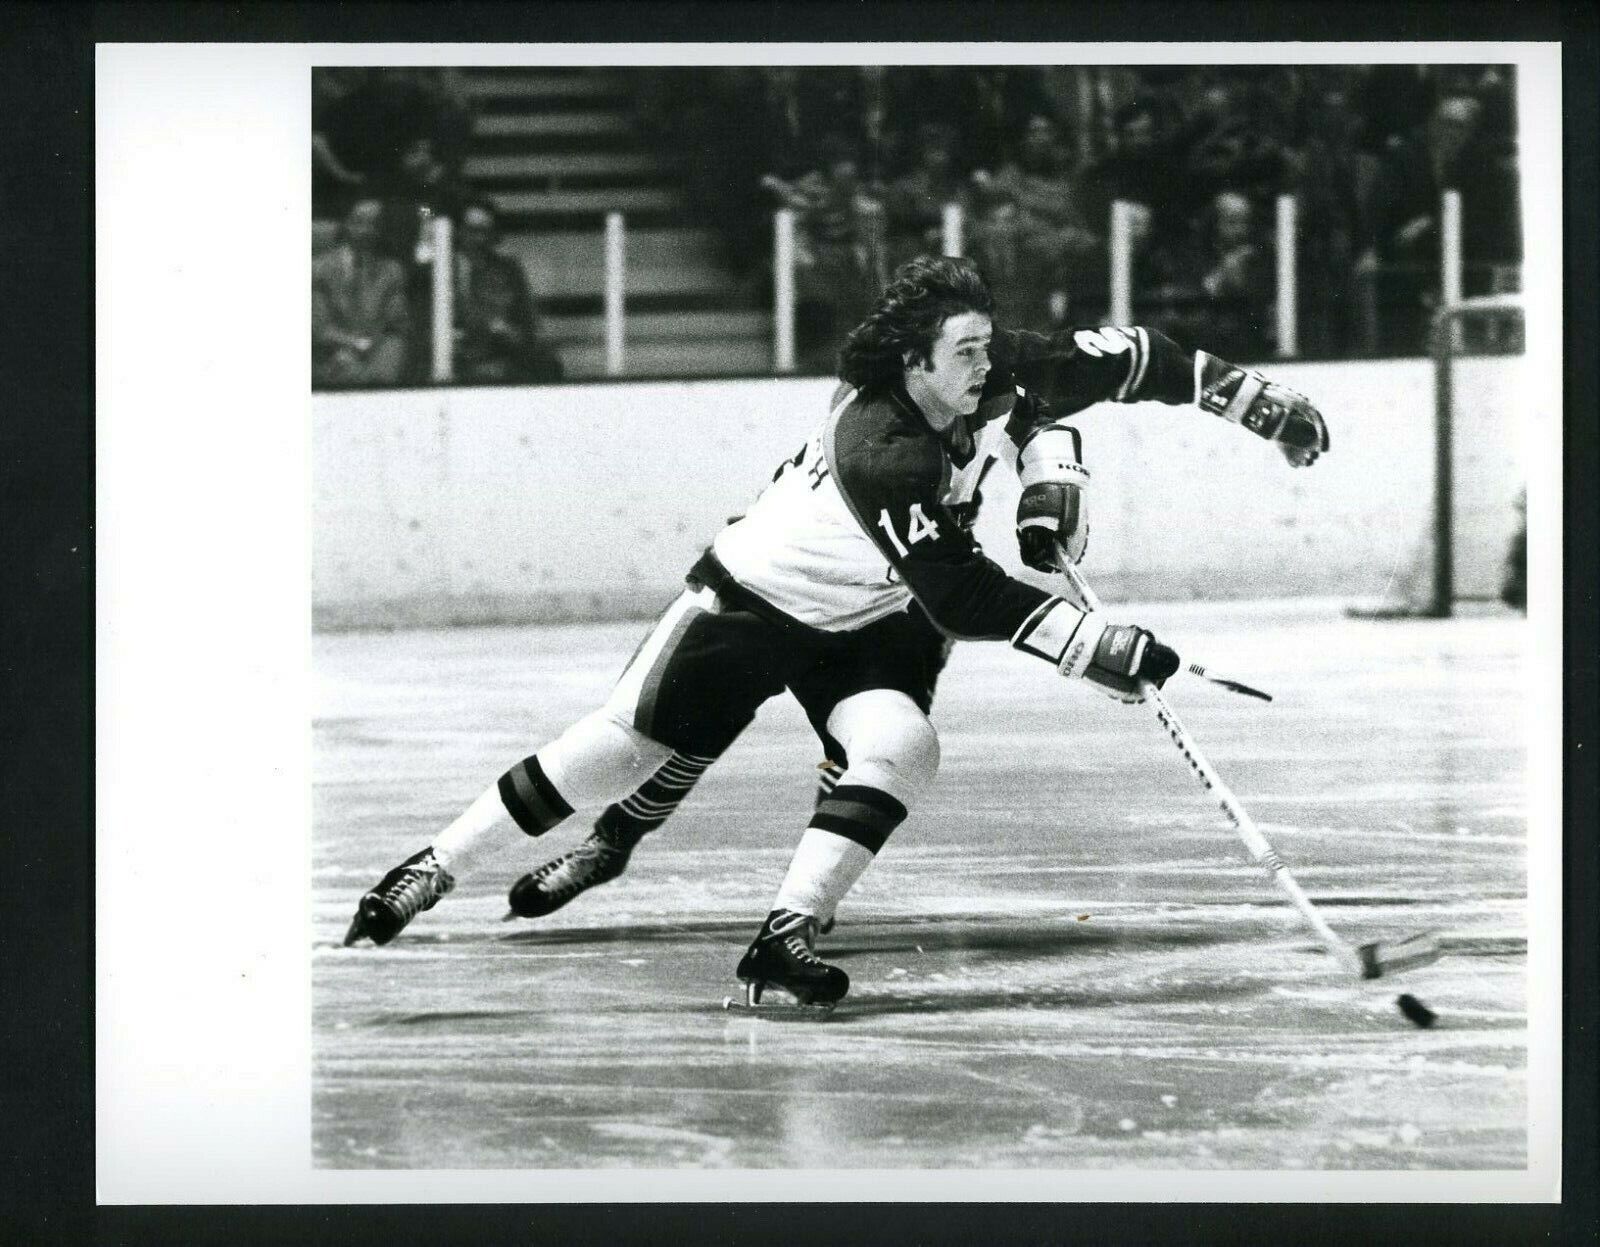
[[1072, 327, 1134, 357]]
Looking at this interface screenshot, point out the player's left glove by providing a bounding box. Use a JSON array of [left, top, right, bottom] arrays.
[[1015, 423, 1090, 571], [1016, 480, 1089, 570], [1197, 352, 1330, 468]]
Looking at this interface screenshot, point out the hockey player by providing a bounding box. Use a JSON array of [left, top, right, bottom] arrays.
[[345, 256, 1328, 1010]]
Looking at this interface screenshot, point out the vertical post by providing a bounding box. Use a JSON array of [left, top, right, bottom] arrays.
[[1075, 68, 1096, 167], [1440, 189, 1464, 351], [1440, 189, 1463, 310], [1430, 306, 1455, 618], [1109, 200, 1133, 326], [604, 211, 625, 376], [774, 208, 796, 374], [941, 201, 964, 257], [429, 215, 453, 384], [1275, 192, 1297, 359]]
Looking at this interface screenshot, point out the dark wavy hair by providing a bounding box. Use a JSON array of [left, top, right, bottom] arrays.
[[837, 256, 995, 391]]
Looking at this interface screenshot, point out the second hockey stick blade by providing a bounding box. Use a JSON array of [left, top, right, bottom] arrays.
[[1186, 663, 1273, 702], [1356, 931, 1443, 979]]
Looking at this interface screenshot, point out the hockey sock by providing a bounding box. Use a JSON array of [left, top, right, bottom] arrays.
[[597, 750, 717, 841], [812, 759, 845, 809], [432, 782, 538, 876], [497, 754, 575, 838], [773, 784, 907, 919]]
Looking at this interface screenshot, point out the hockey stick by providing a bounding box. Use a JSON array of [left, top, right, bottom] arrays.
[[1060, 564, 1441, 983], [1183, 662, 1273, 703]]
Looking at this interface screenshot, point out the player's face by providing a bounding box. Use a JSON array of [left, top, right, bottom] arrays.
[[907, 310, 992, 430]]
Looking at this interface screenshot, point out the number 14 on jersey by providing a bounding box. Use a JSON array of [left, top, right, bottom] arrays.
[[876, 503, 941, 557]]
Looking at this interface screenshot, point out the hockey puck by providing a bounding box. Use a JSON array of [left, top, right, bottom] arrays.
[[1396, 993, 1437, 1028]]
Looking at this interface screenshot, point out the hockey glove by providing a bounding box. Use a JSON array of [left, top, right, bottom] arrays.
[[1015, 423, 1090, 571], [1197, 352, 1330, 468], [1059, 614, 1180, 703], [1016, 480, 1089, 571], [1013, 601, 1180, 704]]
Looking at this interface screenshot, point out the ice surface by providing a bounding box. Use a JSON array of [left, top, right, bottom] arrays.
[[313, 604, 1529, 1170]]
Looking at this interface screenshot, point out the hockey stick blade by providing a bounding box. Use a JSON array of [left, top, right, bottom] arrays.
[[1356, 932, 1444, 979], [1186, 663, 1273, 702]]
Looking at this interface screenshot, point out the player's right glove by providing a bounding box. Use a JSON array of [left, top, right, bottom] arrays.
[[1067, 617, 1180, 702], [1197, 352, 1330, 468], [1012, 601, 1180, 703]]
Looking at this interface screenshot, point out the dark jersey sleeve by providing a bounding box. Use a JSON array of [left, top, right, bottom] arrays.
[[986, 325, 1197, 418], [826, 408, 1051, 640]]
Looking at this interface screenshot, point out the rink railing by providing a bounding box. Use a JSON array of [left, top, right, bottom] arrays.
[[423, 190, 1486, 381]]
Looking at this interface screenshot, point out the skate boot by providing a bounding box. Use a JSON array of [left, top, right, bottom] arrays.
[[728, 909, 849, 1011], [506, 822, 642, 919], [343, 847, 455, 946]]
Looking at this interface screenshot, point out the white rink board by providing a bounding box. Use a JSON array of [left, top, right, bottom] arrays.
[[313, 358, 1525, 628]]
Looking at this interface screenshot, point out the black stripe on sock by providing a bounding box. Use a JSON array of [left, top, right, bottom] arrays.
[[826, 784, 908, 818], [810, 784, 908, 854], [498, 755, 574, 836]]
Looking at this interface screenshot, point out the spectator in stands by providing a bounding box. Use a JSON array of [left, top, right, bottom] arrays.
[[323, 68, 448, 196], [1183, 77, 1294, 207], [970, 114, 1101, 331], [1171, 190, 1275, 360], [758, 68, 875, 182], [967, 69, 1055, 174], [312, 198, 410, 388], [1360, 91, 1520, 352], [312, 68, 371, 224], [1082, 96, 1187, 246], [1289, 79, 1382, 357], [883, 122, 972, 265], [763, 133, 887, 371], [883, 68, 986, 169], [1350, 64, 1441, 155], [1459, 65, 1517, 162], [759, 68, 811, 181], [427, 68, 477, 178], [379, 132, 471, 268], [447, 200, 565, 384], [858, 66, 892, 183]]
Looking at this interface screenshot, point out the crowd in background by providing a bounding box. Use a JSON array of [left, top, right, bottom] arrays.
[[641, 63, 1521, 368], [312, 68, 563, 388], [313, 64, 1522, 388]]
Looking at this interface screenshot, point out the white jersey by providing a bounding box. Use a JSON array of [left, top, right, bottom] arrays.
[[703, 324, 1199, 645], [713, 387, 1019, 631]]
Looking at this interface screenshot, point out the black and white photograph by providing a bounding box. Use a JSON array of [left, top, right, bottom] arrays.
[[95, 36, 1567, 1207]]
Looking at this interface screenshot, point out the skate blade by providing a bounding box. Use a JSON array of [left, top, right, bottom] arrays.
[[341, 913, 366, 947], [1357, 932, 1443, 979], [722, 982, 837, 1019]]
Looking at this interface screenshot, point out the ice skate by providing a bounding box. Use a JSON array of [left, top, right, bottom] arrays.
[[343, 847, 455, 946], [506, 822, 642, 919], [724, 909, 848, 1014]]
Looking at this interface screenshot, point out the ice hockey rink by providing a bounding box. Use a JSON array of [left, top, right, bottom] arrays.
[[312, 598, 1530, 1172]]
